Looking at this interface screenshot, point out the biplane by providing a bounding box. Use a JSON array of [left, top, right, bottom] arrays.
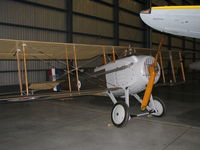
[[0, 38, 190, 127]]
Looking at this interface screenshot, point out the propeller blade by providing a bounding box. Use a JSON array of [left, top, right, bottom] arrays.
[[141, 37, 164, 110], [141, 65, 157, 110]]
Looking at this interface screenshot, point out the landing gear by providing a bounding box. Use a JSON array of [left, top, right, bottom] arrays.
[[111, 102, 129, 128], [108, 90, 166, 127], [151, 97, 166, 117]]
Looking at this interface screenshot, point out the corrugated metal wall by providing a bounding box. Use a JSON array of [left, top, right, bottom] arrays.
[[119, 0, 144, 47], [73, 0, 114, 45], [0, 0, 67, 86], [0, 0, 66, 42], [0, 60, 66, 86], [0, 0, 199, 87]]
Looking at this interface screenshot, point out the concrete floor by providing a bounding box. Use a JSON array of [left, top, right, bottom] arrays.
[[0, 81, 200, 150]]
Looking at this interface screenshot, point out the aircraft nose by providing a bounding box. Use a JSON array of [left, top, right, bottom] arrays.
[[140, 9, 151, 25], [140, 9, 151, 14]]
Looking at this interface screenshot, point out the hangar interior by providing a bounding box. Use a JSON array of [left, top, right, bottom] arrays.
[[0, 0, 200, 150]]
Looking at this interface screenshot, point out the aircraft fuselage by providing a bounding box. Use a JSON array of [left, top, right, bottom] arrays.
[[95, 55, 160, 96]]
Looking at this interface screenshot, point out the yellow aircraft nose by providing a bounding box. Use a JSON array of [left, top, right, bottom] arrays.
[[140, 8, 151, 14]]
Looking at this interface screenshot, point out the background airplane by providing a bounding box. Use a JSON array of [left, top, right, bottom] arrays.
[[140, 5, 200, 38], [140, 5, 200, 71]]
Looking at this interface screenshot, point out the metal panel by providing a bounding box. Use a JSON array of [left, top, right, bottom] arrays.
[[152, 45, 168, 50], [0, 60, 17, 71], [172, 0, 183, 5], [0, 59, 66, 86], [119, 41, 130, 46], [26, 0, 66, 9], [119, 41, 143, 47], [185, 56, 193, 68], [0, 71, 47, 86], [0, 1, 34, 26], [27, 71, 47, 84], [34, 7, 66, 30], [102, 0, 113, 4], [152, 32, 168, 45], [27, 60, 66, 70], [0, 60, 66, 72], [185, 41, 193, 49], [197, 44, 200, 50], [0, 25, 66, 42], [73, 35, 113, 45], [0, 72, 18, 86], [196, 44, 200, 58], [73, 0, 113, 20], [119, 26, 143, 42], [73, 15, 113, 37], [113, 0, 119, 46], [0, 1, 66, 30], [119, 11, 143, 27], [152, 0, 168, 6], [119, 0, 143, 13], [171, 37, 182, 48]]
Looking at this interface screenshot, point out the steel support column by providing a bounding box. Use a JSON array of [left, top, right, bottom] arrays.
[[182, 37, 186, 66], [193, 39, 196, 62], [66, 0, 73, 43], [113, 0, 119, 46], [167, 35, 172, 78], [144, 0, 152, 48]]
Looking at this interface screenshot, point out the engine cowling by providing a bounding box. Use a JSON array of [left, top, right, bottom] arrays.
[[95, 55, 160, 96]]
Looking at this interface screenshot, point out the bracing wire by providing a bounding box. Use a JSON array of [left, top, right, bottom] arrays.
[[26, 45, 122, 89]]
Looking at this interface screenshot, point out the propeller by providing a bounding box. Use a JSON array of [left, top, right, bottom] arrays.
[[141, 38, 164, 110]]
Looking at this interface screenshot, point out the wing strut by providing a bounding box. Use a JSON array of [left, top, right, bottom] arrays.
[[159, 51, 166, 83], [22, 43, 29, 96], [103, 47, 107, 65], [169, 51, 176, 83], [66, 47, 72, 92], [112, 47, 116, 62], [179, 51, 186, 82], [16, 42, 23, 96], [73, 45, 80, 91], [141, 38, 164, 110]]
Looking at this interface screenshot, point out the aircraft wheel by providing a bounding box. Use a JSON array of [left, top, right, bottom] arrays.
[[111, 102, 129, 127], [152, 97, 166, 117]]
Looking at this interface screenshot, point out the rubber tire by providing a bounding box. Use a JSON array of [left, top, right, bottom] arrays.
[[111, 102, 129, 128], [152, 97, 166, 117]]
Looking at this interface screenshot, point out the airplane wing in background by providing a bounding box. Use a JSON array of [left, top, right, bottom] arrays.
[[140, 5, 200, 39]]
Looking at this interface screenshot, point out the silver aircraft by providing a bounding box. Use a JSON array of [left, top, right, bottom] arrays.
[[140, 5, 200, 70], [140, 5, 200, 39]]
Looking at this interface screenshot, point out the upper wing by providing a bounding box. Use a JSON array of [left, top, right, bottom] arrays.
[[0, 39, 128, 60]]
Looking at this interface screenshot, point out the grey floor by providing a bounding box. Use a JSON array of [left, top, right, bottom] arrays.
[[0, 81, 200, 150]]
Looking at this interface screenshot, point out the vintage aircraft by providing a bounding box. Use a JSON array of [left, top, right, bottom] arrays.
[[0, 38, 188, 127]]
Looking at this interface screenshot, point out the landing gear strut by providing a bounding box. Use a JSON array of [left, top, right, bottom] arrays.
[[108, 90, 166, 128]]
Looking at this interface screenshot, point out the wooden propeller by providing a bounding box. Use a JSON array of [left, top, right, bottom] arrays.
[[141, 38, 164, 110]]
